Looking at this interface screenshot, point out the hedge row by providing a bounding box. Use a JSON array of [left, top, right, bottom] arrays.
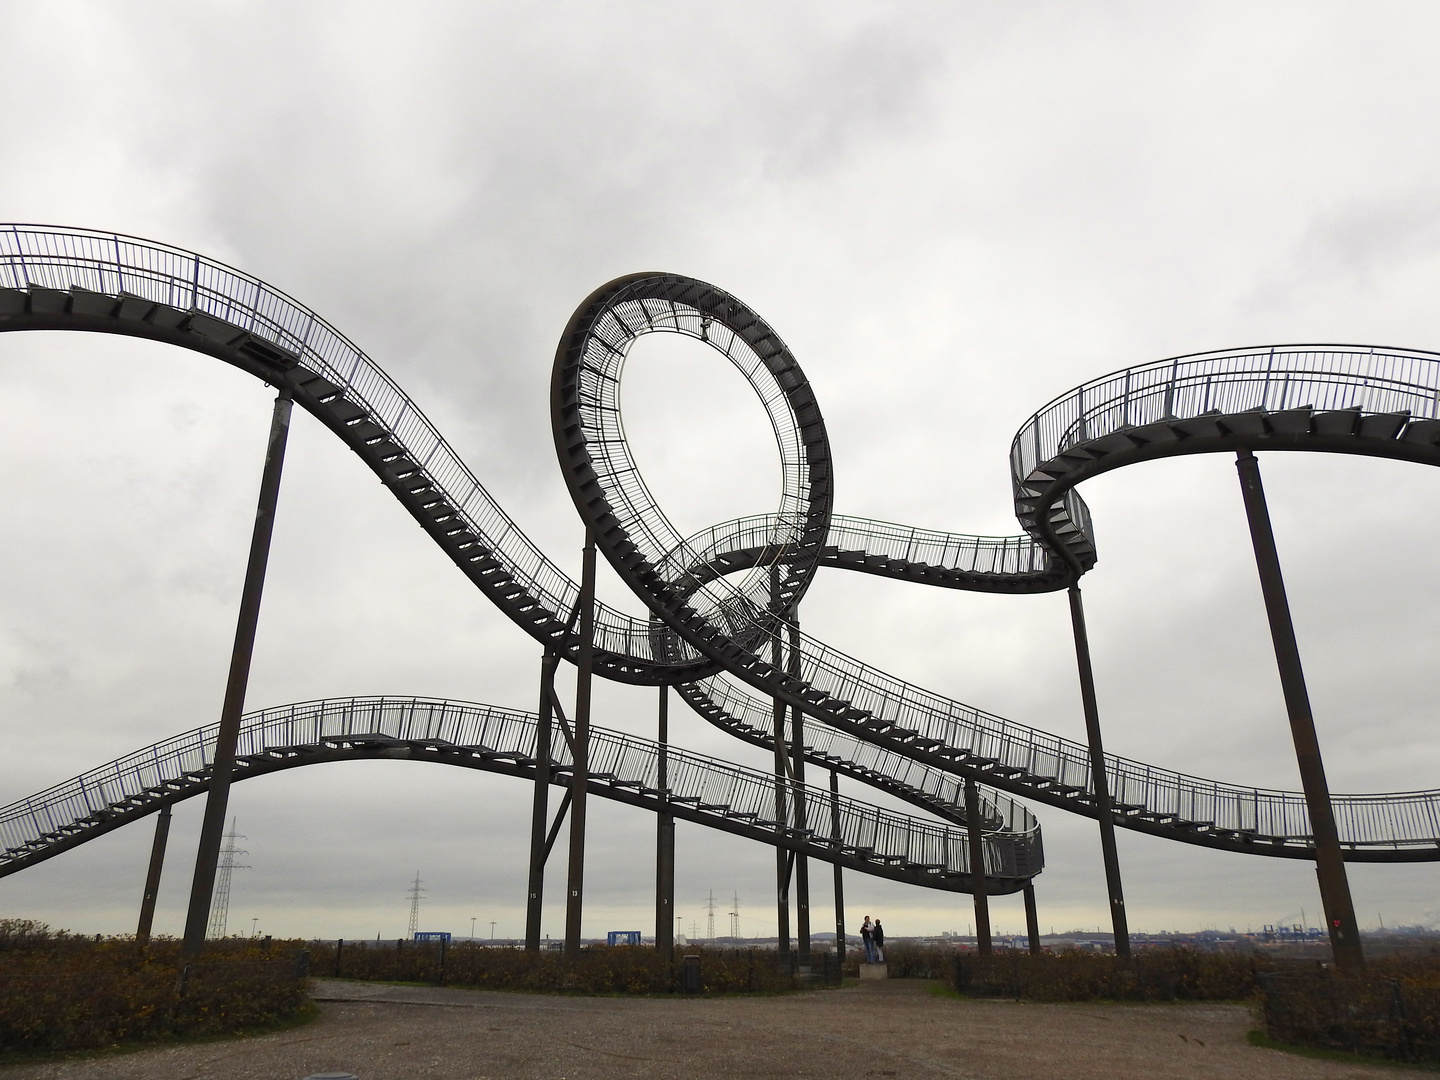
[[940, 943, 1440, 1063], [315, 939, 805, 994], [0, 920, 310, 1055], [1259, 961, 1440, 1063], [953, 947, 1266, 1001]]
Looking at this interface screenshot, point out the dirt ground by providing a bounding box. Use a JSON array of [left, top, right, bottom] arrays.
[[0, 977, 1408, 1080]]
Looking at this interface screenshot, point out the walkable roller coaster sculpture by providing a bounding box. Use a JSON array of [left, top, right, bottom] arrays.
[[0, 226, 1437, 971]]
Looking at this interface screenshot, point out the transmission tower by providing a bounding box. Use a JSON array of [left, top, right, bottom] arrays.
[[206, 817, 248, 939], [406, 872, 425, 938], [706, 890, 716, 941], [729, 893, 740, 939]]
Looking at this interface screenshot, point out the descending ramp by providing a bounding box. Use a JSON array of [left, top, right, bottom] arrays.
[[0, 226, 1437, 864], [0, 697, 1041, 894]]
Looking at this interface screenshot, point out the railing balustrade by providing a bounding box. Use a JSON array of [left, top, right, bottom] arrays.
[[0, 696, 1036, 881]]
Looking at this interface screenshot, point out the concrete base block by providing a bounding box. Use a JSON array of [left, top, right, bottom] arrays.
[[859, 963, 888, 980]]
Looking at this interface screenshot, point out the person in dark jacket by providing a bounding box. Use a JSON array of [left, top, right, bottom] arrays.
[[872, 919, 886, 963]]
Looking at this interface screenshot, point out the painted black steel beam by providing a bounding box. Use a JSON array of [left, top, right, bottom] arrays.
[[135, 803, 171, 948], [1068, 584, 1131, 961], [964, 778, 992, 957], [1235, 449, 1364, 970], [180, 390, 292, 958], [655, 685, 675, 955], [564, 528, 596, 958], [525, 651, 558, 951]]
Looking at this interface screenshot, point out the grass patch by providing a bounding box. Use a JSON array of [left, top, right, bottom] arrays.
[[1247, 1028, 1440, 1071], [0, 999, 320, 1067]]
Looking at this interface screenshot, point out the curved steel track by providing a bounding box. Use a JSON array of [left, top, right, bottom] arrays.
[[0, 225, 1436, 875]]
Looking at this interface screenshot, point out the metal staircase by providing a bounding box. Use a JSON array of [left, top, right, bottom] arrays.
[[1, 226, 1437, 865], [0, 697, 1040, 893]]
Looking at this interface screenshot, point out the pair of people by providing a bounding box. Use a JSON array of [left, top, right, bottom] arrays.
[[860, 915, 885, 963]]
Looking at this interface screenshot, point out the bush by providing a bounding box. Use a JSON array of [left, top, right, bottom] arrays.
[[0, 920, 311, 1055], [1259, 956, 1440, 1063], [316, 939, 808, 994], [953, 947, 1265, 1002]]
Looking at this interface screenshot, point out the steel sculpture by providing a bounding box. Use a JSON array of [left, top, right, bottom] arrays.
[[1, 226, 1439, 968]]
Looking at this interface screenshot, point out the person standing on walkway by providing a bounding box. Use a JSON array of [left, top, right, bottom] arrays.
[[872, 919, 886, 963], [861, 916, 874, 963]]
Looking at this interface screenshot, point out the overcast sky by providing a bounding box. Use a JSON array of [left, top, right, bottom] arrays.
[[3, 1, 1440, 943]]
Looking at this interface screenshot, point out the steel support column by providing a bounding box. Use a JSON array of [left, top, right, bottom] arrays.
[[181, 390, 292, 958], [1235, 449, 1363, 970], [788, 615, 810, 963], [525, 651, 559, 952], [136, 803, 172, 948], [1024, 882, 1041, 956], [830, 769, 845, 964], [769, 567, 790, 956], [564, 527, 597, 957], [963, 778, 992, 957], [656, 685, 675, 955], [1067, 584, 1131, 960]]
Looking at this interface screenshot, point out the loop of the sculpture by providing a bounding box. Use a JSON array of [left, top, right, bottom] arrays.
[[550, 273, 834, 657]]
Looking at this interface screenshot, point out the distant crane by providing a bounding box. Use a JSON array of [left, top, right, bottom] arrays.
[[206, 818, 248, 939], [406, 872, 425, 938]]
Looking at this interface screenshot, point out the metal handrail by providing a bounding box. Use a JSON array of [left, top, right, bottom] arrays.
[[0, 696, 1032, 881], [679, 513, 1052, 579]]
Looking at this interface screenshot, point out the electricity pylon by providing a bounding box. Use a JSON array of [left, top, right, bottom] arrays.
[[206, 818, 248, 938], [406, 872, 425, 938]]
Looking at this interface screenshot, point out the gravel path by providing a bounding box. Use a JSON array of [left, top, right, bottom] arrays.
[[0, 978, 1402, 1079]]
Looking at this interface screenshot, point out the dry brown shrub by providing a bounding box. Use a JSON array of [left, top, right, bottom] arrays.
[[318, 939, 802, 994], [0, 920, 310, 1055]]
